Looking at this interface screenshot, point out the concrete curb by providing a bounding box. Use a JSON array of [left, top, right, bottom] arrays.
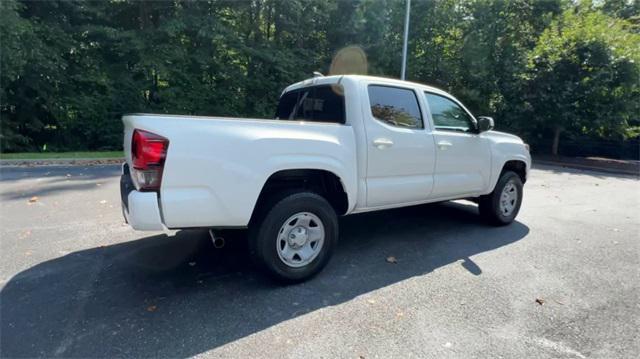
[[534, 159, 639, 177], [0, 158, 124, 167]]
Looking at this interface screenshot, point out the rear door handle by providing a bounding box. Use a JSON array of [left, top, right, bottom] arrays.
[[437, 140, 453, 150], [373, 138, 394, 149]]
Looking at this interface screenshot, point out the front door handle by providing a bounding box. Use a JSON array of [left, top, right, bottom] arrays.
[[437, 140, 453, 150], [373, 138, 394, 149]]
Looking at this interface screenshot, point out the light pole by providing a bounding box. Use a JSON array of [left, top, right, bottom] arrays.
[[401, 0, 411, 80]]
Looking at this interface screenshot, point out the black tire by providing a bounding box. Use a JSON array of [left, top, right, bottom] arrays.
[[249, 191, 338, 283], [478, 171, 523, 226]]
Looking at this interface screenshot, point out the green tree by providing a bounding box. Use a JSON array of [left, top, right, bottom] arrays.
[[524, 7, 640, 155], [1, 0, 639, 159], [0, 0, 70, 151]]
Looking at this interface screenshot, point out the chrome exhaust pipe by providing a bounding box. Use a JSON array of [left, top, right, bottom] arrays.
[[208, 229, 225, 249]]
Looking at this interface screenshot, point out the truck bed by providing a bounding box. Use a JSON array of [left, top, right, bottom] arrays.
[[122, 113, 358, 229]]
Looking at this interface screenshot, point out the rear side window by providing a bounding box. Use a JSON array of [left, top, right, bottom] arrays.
[[275, 85, 345, 124], [368, 85, 423, 129]]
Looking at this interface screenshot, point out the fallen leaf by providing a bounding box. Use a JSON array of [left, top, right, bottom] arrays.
[[28, 196, 38, 203], [386, 256, 397, 264], [146, 305, 157, 312], [535, 298, 545, 305]]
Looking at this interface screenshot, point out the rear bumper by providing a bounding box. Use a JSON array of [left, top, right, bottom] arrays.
[[121, 164, 165, 231]]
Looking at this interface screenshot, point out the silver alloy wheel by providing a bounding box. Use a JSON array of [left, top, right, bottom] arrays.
[[499, 180, 518, 216], [276, 212, 325, 268]]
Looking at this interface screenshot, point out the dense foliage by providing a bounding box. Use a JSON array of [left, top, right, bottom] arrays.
[[1, 0, 638, 156]]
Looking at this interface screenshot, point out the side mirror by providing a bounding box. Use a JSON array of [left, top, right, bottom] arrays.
[[477, 116, 494, 133]]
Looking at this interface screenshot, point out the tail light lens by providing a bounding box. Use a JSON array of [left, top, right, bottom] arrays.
[[131, 129, 169, 191]]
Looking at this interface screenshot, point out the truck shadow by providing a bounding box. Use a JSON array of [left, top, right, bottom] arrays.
[[0, 201, 529, 358]]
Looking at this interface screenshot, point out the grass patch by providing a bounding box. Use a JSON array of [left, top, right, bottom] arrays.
[[0, 151, 123, 160]]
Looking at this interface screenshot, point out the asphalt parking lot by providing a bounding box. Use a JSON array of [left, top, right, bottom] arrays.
[[0, 164, 638, 358]]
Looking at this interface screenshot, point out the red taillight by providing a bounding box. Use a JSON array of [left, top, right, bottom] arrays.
[[131, 129, 169, 191]]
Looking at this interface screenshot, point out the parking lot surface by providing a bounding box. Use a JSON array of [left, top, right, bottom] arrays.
[[1, 164, 638, 358]]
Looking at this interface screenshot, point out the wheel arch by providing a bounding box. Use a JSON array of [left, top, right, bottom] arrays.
[[486, 157, 529, 194], [250, 168, 350, 224], [501, 160, 527, 184]]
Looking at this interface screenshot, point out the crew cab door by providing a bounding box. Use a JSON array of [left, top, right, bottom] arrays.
[[363, 84, 436, 207], [423, 92, 491, 197]]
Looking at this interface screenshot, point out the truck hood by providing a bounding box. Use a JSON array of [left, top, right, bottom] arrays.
[[483, 130, 524, 144]]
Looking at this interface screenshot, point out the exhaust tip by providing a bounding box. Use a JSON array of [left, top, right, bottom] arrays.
[[213, 236, 225, 249], [208, 229, 225, 249]]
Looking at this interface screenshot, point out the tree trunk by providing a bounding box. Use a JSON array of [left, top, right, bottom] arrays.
[[551, 126, 561, 156]]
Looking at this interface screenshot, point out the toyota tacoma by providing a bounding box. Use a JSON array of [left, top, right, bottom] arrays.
[[120, 75, 531, 282]]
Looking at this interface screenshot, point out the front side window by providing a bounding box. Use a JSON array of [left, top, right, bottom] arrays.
[[424, 92, 475, 132], [275, 85, 345, 124], [368, 85, 423, 129]]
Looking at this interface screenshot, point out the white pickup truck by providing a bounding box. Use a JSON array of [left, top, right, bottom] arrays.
[[120, 75, 530, 282]]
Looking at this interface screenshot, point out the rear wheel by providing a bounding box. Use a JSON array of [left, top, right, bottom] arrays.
[[249, 192, 338, 283], [479, 171, 523, 225]]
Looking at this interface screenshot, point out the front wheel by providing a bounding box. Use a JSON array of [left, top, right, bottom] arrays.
[[249, 192, 338, 283], [478, 171, 523, 226]]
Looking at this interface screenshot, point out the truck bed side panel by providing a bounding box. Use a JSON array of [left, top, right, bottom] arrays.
[[123, 115, 357, 228]]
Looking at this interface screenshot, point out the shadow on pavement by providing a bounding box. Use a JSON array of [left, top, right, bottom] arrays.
[[0, 201, 529, 357]]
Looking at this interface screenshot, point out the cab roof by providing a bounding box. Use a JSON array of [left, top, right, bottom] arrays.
[[282, 74, 450, 97]]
